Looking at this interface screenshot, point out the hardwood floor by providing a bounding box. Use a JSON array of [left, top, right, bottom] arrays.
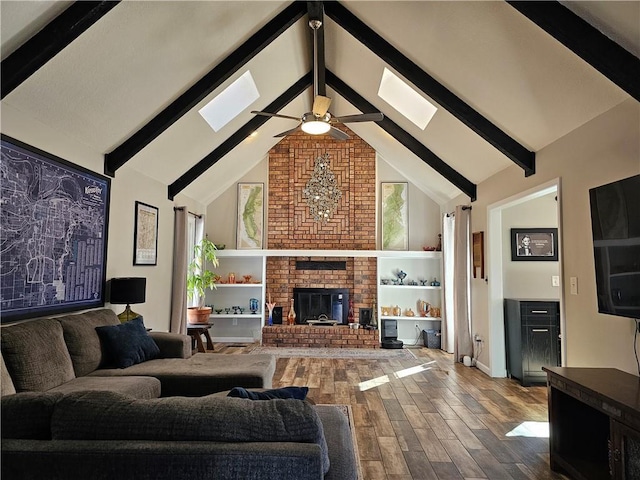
[[213, 343, 569, 480]]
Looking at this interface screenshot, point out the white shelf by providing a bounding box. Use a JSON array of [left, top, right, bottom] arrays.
[[381, 316, 441, 321], [210, 314, 263, 319], [215, 283, 263, 287], [379, 285, 441, 290], [215, 249, 442, 259]]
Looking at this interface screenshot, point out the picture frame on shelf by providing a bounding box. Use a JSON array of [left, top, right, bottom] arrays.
[[236, 182, 264, 249], [511, 227, 558, 261], [133, 201, 158, 265], [381, 182, 408, 251]]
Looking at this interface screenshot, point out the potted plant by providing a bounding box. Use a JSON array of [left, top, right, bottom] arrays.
[[186, 236, 219, 324]]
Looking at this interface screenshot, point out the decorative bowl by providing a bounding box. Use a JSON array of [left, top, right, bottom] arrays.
[[215, 244, 225, 250]]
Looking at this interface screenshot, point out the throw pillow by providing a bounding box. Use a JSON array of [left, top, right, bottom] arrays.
[[95, 317, 160, 368], [227, 386, 309, 400]]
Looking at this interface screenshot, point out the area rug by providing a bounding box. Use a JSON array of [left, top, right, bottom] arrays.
[[318, 404, 363, 480], [250, 346, 417, 360]]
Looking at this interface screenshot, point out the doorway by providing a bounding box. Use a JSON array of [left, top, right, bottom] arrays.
[[486, 179, 564, 377]]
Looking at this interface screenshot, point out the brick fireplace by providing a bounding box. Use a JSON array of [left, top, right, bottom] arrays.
[[263, 127, 378, 347]]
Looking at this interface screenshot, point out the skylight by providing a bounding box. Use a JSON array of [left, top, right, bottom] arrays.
[[377, 67, 437, 130], [199, 71, 259, 132]]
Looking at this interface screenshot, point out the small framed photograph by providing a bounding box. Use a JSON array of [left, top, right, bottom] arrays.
[[237, 182, 264, 249], [381, 182, 408, 250], [511, 228, 558, 261], [133, 201, 159, 265]]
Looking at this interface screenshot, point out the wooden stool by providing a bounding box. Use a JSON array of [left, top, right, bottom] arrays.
[[187, 323, 214, 353]]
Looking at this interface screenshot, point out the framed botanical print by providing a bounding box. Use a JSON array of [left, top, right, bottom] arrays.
[[381, 182, 408, 250], [236, 182, 264, 249]]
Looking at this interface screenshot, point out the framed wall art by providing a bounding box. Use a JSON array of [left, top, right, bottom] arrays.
[[511, 227, 558, 261], [473, 231, 485, 278], [237, 182, 264, 249], [381, 182, 408, 250], [134, 201, 159, 265], [0, 135, 111, 322]]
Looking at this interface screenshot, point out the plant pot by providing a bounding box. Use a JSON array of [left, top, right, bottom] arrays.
[[187, 306, 212, 324]]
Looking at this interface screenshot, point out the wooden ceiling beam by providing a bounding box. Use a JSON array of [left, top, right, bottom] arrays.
[[1, 1, 120, 100], [327, 70, 477, 202], [325, 1, 535, 177], [106, 1, 307, 177], [508, 1, 640, 102], [168, 73, 312, 200]]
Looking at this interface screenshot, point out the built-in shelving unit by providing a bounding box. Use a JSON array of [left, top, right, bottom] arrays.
[[203, 252, 266, 343], [377, 252, 443, 346], [205, 250, 443, 346]]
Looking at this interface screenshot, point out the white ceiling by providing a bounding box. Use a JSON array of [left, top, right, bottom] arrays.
[[1, 1, 637, 205]]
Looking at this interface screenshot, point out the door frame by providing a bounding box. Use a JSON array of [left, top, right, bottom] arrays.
[[486, 178, 564, 377]]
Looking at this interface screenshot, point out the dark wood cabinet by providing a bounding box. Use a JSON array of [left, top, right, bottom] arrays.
[[504, 299, 560, 386], [544, 367, 640, 480]]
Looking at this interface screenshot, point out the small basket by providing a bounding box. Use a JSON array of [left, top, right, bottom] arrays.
[[422, 329, 441, 349]]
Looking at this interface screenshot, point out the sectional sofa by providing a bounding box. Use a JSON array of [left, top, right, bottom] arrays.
[[1, 309, 358, 479]]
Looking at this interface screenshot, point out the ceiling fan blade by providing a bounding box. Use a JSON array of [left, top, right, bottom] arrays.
[[274, 124, 302, 138], [329, 126, 350, 141], [312, 95, 332, 117], [333, 112, 384, 123], [251, 111, 301, 121]]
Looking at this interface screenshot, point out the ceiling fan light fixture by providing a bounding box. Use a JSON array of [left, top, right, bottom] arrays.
[[301, 120, 331, 135]]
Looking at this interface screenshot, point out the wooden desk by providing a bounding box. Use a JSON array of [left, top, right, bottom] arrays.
[[543, 366, 640, 480], [187, 323, 214, 353]]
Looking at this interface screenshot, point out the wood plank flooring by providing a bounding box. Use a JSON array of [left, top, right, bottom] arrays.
[[213, 343, 569, 480]]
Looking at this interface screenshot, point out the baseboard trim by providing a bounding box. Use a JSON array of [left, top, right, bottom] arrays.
[[475, 359, 491, 376]]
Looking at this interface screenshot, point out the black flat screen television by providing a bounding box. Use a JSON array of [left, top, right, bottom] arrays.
[[589, 174, 640, 319]]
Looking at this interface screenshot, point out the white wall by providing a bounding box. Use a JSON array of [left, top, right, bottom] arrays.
[[1, 103, 202, 331], [205, 158, 267, 247], [502, 193, 560, 299], [378, 157, 442, 251], [444, 98, 640, 375], [204, 154, 442, 250]]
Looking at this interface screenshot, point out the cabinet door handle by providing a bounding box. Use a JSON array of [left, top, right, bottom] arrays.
[[531, 310, 548, 314], [531, 328, 549, 332]]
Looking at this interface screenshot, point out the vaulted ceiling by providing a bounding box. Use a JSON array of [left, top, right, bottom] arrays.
[[1, 1, 638, 206]]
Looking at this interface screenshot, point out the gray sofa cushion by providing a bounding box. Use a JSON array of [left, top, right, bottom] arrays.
[[89, 353, 276, 396], [1, 352, 16, 396], [1, 391, 64, 439], [51, 391, 330, 474], [148, 331, 192, 359], [315, 406, 359, 480], [1, 318, 75, 392], [57, 309, 120, 376], [48, 376, 161, 399]]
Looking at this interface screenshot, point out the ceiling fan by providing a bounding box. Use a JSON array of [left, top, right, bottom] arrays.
[[251, 17, 383, 140]]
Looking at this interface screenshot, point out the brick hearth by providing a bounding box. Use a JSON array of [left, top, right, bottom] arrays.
[[262, 325, 379, 348]]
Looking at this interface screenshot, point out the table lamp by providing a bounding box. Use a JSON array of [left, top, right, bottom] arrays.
[[108, 277, 146, 322]]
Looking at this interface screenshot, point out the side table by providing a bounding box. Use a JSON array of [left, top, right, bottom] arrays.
[[187, 322, 214, 353]]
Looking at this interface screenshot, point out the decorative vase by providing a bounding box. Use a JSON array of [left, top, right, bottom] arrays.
[[287, 298, 296, 325], [266, 295, 276, 327], [249, 298, 259, 314]]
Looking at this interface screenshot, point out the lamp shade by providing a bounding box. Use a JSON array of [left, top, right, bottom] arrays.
[[108, 277, 146, 305]]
